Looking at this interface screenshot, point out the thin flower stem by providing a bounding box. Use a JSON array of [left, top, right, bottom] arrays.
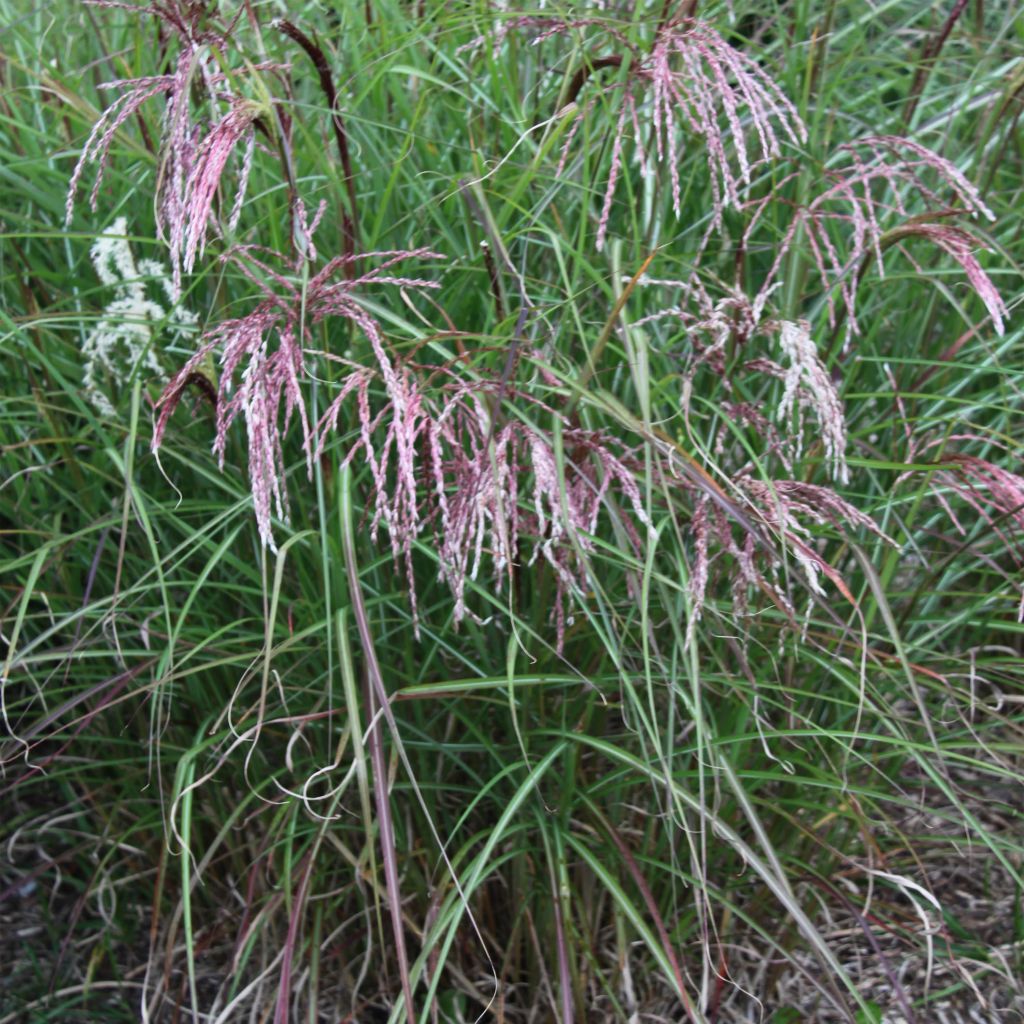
[[275, 19, 360, 270], [339, 467, 416, 1023], [903, 0, 969, 127]]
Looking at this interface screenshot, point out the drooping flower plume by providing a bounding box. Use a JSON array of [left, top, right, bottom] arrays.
[[774, 319, 849, 484], [935, 453, 1024, 540], [757, 134, 1005, 340], [632, 287, 878, 616], [687, 471, 897, 620], [633, 18, 806, 237], [576, 16, 806, 248], [740, 478, 893, 597], [890, 424, 1024, 621], [415, 379, 651, 646], [180, 98, 261, 278], [65, 1, 267, 293], [639, 283, 850, 485], [466, 15, 806, 250], [929, 446, 1024, 619], [153, 244, 444, 551]]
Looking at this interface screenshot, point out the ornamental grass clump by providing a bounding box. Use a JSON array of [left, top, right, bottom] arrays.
[[84, 0, 1012, 640], [5, 2, 1023, 1022]]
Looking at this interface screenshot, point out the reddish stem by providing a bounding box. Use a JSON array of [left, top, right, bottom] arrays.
[[276, 19, 361, 270]]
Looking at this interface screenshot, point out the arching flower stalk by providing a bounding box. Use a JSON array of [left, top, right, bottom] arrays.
[[152, 225, 653, 646], [755, 135, 1004, 341], [636, 133, 1006, 350], [935, 454, 1024, 542], [66, 0, 272, 293], [66, 3, 227, 222], [153, 244, 444, 551], [558, 18, 806, 248], [883, 221, 1007, 336], [463, 15, 805, 250], [913, 442, 1024, 621]]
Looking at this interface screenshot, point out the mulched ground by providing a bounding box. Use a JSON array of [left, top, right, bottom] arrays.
[[4, 766, 1022, 1023], [714, 761, 1024, 1024]]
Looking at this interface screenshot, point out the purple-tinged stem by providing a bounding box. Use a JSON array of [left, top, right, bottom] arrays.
[[274, 850, 314, 1024], [560, 54, 622, 110], [339, 467, 416, 1022], [903, 0, 969, 126], [275, 19, 360, 273], [548, 861, 574, 1024], [808, 874, 920, 1024]]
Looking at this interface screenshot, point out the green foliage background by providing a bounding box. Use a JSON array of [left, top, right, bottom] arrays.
[[1, 2, 1022, 1021]]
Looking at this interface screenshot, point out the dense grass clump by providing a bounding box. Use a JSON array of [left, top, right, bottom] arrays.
[[2, 2, 1022, 1022]]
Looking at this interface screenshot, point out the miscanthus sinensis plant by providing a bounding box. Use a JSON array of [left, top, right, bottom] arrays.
[[4, 1, 1023, 1022]]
